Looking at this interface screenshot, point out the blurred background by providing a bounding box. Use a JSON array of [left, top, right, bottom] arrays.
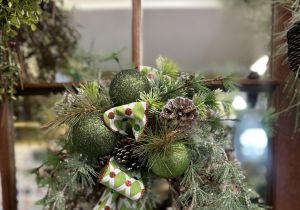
[[0, 0, 272, 209]]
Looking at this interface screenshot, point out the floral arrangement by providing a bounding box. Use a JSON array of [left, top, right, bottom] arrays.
[[35, 57, 264, 210]]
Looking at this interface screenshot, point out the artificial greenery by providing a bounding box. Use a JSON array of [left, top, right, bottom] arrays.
[[35, 57, 266, 210]]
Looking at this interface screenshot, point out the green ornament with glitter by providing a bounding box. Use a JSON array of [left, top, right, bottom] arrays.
[[109, 69, 151, 105], [71, 112, 118, 158], [149, 142, 190, 178]]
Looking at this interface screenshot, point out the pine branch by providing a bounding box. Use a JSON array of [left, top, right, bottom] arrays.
[[156, 56, 179, 79], [36, 153, 98, 210], [42, 81, 112, 131]]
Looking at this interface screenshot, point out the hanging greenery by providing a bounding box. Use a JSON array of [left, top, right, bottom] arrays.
[[0, 0, 42, 39], [0, 0, 78, 101], [16, 1, 78, 81], [0, 41, 18, 100]]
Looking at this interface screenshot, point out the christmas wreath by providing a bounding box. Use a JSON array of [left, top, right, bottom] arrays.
[[36, 57, 264, 210]]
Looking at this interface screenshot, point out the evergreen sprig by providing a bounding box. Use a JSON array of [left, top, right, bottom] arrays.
[[156, 56, 179, 79]]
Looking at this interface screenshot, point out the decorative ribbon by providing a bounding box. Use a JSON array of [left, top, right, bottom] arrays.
[[94, 158, 145, 210], [103, 101, 148, 140], [93, 188, 118, 210], [138, 65, 159, 82]]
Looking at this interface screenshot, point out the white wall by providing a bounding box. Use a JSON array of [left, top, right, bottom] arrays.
[[70, 6, 269, 74]]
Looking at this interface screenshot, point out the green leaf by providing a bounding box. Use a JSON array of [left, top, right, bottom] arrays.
[[30, 24, 37, 31]]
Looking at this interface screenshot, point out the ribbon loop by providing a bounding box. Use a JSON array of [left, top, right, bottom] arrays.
[[103, 102, 148, 140]]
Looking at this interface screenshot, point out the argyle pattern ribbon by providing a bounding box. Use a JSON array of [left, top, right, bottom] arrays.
[[99, 158, 145, 200], [93, 158, 145, 210]]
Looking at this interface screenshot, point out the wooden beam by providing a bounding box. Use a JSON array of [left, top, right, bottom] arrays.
[[132, 0, 143, 68], [270, 4, 300, 210], [15, 82, 79, 96], [14, 79, 279, 96], [0, 96, 17, 210]]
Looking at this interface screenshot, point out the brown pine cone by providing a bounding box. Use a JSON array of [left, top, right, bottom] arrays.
[[113, 138, 142, 171], [160, 97, 198, 132]]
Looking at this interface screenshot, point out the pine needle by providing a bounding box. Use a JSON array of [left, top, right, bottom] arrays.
[[156, 56, 179, 79]]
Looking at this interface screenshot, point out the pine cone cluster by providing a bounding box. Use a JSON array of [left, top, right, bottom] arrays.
[[160, 97, 198, 131], [287, 20, 300, 74], [113, 138, 142, 171]]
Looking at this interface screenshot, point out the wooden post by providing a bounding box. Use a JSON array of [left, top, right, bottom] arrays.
[[132, 0, 143, 68], [270, 4, 300, 210], [0, 96, 17, 210]]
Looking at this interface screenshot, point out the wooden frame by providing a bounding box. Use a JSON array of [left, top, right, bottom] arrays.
[[0, 1, 297, 210], [269, 4, 300, 209]]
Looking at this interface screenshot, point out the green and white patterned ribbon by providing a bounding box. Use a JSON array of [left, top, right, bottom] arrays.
[[99, 158, 145, 201], [117, 196, 144, 210], [103, 102, 148, 140], [93, 188, 118, 210], [138, 65, 159, 82]]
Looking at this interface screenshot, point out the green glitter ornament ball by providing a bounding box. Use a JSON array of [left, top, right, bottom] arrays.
[[71, 112, 118, 158], [109, 69, 150, 105], [149, 142, 190, 178]]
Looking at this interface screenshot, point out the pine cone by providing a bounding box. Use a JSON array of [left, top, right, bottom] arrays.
[[98, 155, 111, 167], [179, 72, 193, 82], [287, 20, 300, 75], [113, 138, 142, 171], [179, 72, 195, 96], [160, 97, 198, 131]]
